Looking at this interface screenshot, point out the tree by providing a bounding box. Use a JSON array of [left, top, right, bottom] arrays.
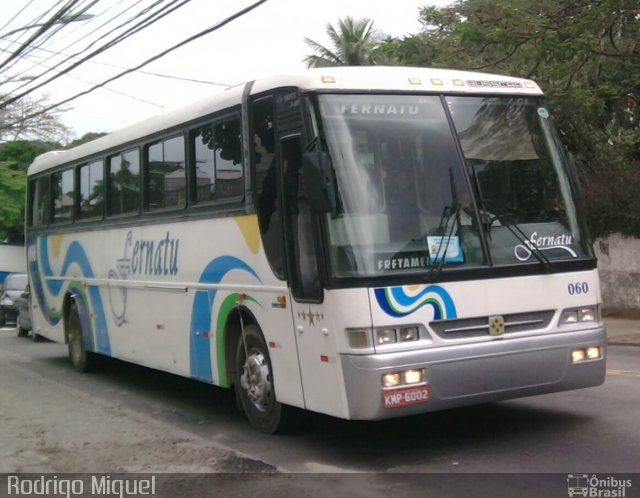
[[0, 140, 60, 243], [381, 0, 640, 238], [303, 17, 385, 67], [66, 132, 108, 149], [0, 92, 71, 143]]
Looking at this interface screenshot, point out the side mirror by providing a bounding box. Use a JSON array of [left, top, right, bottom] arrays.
[[302, 151, 336, 213]]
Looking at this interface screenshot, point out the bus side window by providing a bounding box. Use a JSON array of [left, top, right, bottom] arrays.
[[31, 177, 50, 227], [78, 160, 104, 220], [252, 96, 284, 279], [108, 148, 140, 216], [52, 169, 74, 224], [214, 117, 243, 200], [146, 135, 186, 211]]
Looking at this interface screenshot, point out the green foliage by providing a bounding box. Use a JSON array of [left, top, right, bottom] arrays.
[[0, 140, 59, 243], [0, 161, 26, 243], [0, 140, 59, 170], [378, 0, 640, 238], [66, 132, 107, 149], [303, 17, 385, 67]]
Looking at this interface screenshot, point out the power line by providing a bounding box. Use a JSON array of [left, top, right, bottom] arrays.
[[1, 0, 195, 106], [1, 0, 153, 96], [9, 43, 231, 87], [3, 0, 101, 77], [5, 0, 269, 119], [0, 0, 83, 72], [17, 51, 167, 108], [1, 0, 183, 100]]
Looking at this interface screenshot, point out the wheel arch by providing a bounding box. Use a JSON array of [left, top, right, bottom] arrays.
[[222, 304, 259, 388]]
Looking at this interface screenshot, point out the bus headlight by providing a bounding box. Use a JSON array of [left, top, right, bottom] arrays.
[[560, 306, 598, 326], [376, 329, 397, 345], [375, 326, 420, 345], [402, 369, 424, 385], [586, 346, 602, 360], [382, 368, 425, 388], [399, 326, 419, 342], [382, 372, 401, 388], [571, 345, 603, 363]]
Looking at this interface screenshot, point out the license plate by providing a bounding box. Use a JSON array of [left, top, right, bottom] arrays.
[[383, 385, 431, 409]]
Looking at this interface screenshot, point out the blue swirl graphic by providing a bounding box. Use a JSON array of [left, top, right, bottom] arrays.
[[189, 256, 261, 383], [374, 285, 457, 319], [31, 236, 110, 354]]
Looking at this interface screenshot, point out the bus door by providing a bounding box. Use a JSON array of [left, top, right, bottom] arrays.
[[279, 132, 345, 416]]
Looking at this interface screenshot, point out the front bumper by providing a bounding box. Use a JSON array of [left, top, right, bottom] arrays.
[[340, 327, 606, 420]]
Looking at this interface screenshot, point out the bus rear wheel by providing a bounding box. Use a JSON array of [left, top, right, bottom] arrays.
[[67, 301, 95, 372], [234, 324, 286, 434]]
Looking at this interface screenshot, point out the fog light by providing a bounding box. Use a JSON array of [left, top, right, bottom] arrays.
[[377, 329, 397, 345], [402, 369, 424, 385], [347, 329, 371, 349], [399, 326, 419, 342], [571, 348, 586, 363], [586, 346, 601, 360], [382, 372, 401, 388]]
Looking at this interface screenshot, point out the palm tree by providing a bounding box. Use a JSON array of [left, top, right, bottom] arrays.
[[303, 17, 384, 68]]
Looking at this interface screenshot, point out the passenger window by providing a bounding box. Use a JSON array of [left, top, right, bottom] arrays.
[[252, 97, 283, 278], [191, 116, 243, 203], [31, 177, 50, 227], [108, 148, 140, 216], [214, 119, 243, 199], [52, 169, 74, 223], [147, 135, 185, 210], [78, 160, 104, 220]]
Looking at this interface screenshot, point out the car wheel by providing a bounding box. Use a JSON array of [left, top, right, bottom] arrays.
[[234, 324, 289, 434], [67, 301, 95, 372]]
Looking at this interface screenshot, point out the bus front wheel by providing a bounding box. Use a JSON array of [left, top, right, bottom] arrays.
[[67, 301, 95, 373], [234, 325, 285, 434]]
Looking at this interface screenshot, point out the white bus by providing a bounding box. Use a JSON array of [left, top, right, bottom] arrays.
[[26, 67, 606, 433]]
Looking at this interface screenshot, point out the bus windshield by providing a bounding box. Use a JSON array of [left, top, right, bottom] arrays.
[[315, 94, 591, 278]]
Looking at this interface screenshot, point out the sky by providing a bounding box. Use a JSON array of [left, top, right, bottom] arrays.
[[0, 0, 452, 139]]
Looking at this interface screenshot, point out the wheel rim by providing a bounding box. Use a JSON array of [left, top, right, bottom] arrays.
[[240, 349, 273, 412]]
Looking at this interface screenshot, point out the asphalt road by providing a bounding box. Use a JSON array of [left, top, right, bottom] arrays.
[[0, 325, 638, 496]]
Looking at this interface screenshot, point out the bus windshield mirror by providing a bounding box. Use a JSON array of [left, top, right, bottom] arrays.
[[302, 151, 336, 213]]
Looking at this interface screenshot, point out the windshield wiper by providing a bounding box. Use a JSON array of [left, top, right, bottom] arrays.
[[494, 214, 552, 270]]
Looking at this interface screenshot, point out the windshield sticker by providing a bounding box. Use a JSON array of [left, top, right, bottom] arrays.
[[376, 252, 428, 271], [427, 236, 464, 263], [374, 285, 457, 319], [514, 232, 577, 261], [537, 107, 550, 119]]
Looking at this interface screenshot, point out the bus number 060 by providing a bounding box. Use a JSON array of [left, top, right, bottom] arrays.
[[568, 282, 589, 295]]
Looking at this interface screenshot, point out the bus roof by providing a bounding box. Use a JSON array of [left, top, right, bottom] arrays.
[[28, 66, 542, 176]]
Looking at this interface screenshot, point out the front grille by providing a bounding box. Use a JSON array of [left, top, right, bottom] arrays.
[[429, 310, 555, 339]]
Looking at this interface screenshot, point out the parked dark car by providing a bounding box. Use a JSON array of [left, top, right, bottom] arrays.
[[14, 284, 32, 337], [0, 273, 28, 327]]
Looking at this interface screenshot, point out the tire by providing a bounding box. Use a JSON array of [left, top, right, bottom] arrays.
[[16, 324, 28, 337], [234, 324, 287, 434], [67, 301, 95, 372]]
